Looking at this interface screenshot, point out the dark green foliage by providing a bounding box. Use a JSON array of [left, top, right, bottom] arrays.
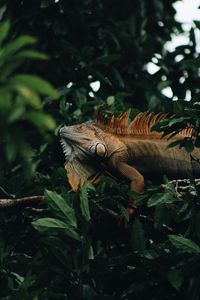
[[1, 1, 200, 299]]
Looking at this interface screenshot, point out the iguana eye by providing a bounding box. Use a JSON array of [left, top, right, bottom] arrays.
[[90, 143, 107, 158]]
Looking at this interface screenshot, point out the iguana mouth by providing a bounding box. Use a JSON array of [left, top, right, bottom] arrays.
[[60, 139, 72, 161]]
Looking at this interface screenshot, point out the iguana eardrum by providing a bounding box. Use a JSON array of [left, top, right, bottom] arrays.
[[60, 110, 200, 198]]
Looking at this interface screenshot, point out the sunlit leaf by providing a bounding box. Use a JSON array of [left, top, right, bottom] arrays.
[[13, 50, 49, 61], [10, 74, 59, 98], [0, 36, 37, 63]]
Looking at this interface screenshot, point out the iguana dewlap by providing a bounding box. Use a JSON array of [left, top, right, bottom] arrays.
[[60, 110, 200, 197]]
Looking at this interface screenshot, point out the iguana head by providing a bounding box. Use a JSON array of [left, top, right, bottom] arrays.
[[60, 121, 119, 191]]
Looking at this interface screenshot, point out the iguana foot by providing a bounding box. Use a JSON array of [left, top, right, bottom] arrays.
[[117, 205, 136, 228]]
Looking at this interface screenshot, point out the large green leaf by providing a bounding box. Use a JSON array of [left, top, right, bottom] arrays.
[[168, 235, 200, 254], [13, 50, 49, 61], [80, 185, 91, 222], [0, 36, 37, 65], [32, 217, 81, 241], [9, 74, 59, 98], [148, 192, 173, 207], [23, 111, 56, 131], [44, 190, 77, 227]]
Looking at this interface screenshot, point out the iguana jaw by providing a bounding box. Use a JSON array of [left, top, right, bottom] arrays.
[[60, 125, 92, 160], [60, 138, 72, 161]]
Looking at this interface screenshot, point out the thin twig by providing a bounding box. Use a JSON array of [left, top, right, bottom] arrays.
[[95, 203, 118, 218], [95, 204, 175, 232], [25, 207, 49, 213], [139, 214, 174, 232]]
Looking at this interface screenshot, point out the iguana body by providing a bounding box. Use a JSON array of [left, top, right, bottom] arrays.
[[60, 110, 200, 197]]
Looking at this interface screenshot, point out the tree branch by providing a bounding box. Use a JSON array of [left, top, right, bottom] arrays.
[[0, 178, 199, 209], [0, 195, 44, 209]]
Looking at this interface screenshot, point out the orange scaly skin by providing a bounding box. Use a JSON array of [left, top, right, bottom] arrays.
[[60, 110, 200, 208]]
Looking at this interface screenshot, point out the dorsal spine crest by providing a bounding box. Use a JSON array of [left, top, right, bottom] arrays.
[[94, 109, 194, 139]]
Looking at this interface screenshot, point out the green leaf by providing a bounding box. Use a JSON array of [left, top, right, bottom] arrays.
[[80, 186, 91, 222], [44, 190, 77, 227], [13, 50, 49, 61], [168, 117, 188, 127], [8, 106, 25, 123], [167, 140, 181, 149], [148, 193, 169, 207], [82, 285, 97, 300], [0, 20, 10, 45], [94, 54, 120, 65], [181, 59, 200, 68], [23, 111, 56, 131], [131, 218, 146, 253], [184, 141, 194, 154], [9, 83, 42, 108], [10, 74, 59, 98], [41, 0, 55, 8], [117, 203, 130, 221], [0, 36, 37, 62], [168, 234, 200, 254], [167, 269, 183, 290], [32, 217, 81, 241]]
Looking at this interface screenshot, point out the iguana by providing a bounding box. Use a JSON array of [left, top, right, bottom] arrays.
[[59, 110, 200, 202]]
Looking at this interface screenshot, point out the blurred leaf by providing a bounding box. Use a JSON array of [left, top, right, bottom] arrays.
[[8, 106, 25, 123], [107, 96, 115, 106], [0, 36, 37, 63], [167, 269, 183, 290], [41, 0, 56, 8], [0, 20, 10, 45], [94, 54, 120, 65], [10, 74, 59, 98], [181, 59, 200, 68], [82, 284, 97, 300], [23, 111, 56, 131], [13, 50, 49, 61]]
